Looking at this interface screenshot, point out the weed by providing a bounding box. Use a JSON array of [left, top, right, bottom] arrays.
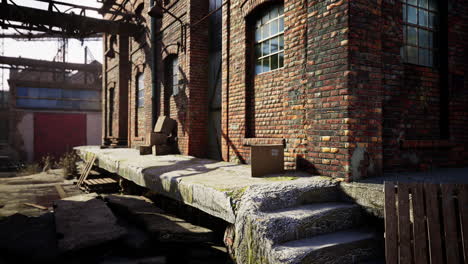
[[56, 152, 79, 180]]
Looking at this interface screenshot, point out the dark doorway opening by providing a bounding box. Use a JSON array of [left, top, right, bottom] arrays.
[[207, 0, 222, 160]]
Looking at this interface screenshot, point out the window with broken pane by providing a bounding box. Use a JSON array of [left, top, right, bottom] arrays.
[[254, 4, 284, 75], [402, 0, 438, 67]]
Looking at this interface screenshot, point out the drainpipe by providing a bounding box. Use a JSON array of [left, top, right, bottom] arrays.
[[150, 0, 157, 127]]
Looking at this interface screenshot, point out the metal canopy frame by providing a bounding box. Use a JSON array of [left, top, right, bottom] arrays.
[[0, 0, 144, 38]]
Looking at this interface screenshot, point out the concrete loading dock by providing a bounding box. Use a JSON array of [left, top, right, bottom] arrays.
[[75, 146, 385, 264]]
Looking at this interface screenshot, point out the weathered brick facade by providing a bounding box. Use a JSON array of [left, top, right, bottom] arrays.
[[102, 0, 468, 181]]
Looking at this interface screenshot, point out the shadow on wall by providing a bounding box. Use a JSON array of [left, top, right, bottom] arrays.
[[220, 130, 245, 164], [174, 68, 188, 136]]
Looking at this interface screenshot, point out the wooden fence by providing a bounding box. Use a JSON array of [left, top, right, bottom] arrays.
[[384, 182, 468, 264]]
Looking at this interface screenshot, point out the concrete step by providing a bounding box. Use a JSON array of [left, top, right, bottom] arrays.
[[251, 180, 340, 212], [271, 229, 383, 264], [261, 202, 362, 244]]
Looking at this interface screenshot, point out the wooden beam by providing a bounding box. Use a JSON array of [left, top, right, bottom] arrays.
[[0, 3, 143, 36]]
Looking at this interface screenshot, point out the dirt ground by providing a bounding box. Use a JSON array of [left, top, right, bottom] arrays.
[[0, 170, 233, 264], [0, 169, 82, 218]]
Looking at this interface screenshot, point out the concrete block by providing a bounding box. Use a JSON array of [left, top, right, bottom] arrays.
[[149, 132, 168, 146], [152, 144, 174, 156], [54, 198, 127, 252], [139, 145, 152, 155], [153, 116, 176, 135]]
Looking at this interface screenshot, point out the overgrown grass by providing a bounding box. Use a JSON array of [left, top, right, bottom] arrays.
[[17, 163, 41, 176]]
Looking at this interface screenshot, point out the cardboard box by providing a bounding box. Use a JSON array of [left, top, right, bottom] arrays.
[[154, 116, 176, 135], [149, 132, 168, 146], [250, 144, 284, 177]]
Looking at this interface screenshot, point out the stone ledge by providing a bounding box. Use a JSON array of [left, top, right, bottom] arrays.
[[74, 146, 311, 223]]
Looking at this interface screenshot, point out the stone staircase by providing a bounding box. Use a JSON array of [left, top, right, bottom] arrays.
[[232, 178, 384, 264]]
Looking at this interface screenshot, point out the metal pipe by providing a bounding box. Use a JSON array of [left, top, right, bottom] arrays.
[[151, 0, 157, 127]]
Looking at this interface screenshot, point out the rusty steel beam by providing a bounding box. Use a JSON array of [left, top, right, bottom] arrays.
[[0, 3, 143, 36], [0, 55, 101, 72], [0, 32, 102, 40]]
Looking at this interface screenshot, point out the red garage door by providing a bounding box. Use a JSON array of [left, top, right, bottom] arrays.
[[34, 113, 86, 161]]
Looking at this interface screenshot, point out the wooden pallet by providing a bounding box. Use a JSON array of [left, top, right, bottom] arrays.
[[82, 177, 119, 193]]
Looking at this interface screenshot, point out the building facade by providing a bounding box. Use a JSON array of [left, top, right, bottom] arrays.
[[6, 64, 102, 162], [102, 0, 468, 180]]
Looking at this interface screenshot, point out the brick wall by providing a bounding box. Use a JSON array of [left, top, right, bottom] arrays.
[[103, 0, 468, 180], [379, 0, 468, 172]]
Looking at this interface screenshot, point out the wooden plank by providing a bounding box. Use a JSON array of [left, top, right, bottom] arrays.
[[24, 203, 48, 210], [102, 178, 111, 183], [441, 184, 460, 263], [398, 183, 412, 264], [411, 183, 429, 264], [94, 179, 102, 184], [54, 184, 67, 199], [458, 184, 468, 263], [78, 155, 96, 187], [87, 179, 97, 185], [384, 182, 398, 264], [424, 183, 444, 264]]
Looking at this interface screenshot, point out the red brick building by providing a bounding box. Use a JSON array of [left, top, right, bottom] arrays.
[[101, 0, 468, 180]]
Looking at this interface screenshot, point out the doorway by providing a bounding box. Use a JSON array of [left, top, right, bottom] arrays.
[[207, 0, 222, 160]]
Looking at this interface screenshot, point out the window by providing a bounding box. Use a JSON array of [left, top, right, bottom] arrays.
[[402, 0, 438, 67], [137, 73, 145, 108], [15, 87, 100, 110], [254, 4, 284, 75], [166, 56, 179, 96]]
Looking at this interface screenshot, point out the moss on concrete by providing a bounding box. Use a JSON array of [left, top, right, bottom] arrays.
[[263, 176, 299, 181]]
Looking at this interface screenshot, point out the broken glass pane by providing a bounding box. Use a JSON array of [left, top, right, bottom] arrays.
[[279, 52, 284, 68], [271, 53, 279, 70]]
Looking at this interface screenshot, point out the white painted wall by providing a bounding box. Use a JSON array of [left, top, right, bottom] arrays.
[[17, 113, 34, 162], [86, 112, 102, 146]]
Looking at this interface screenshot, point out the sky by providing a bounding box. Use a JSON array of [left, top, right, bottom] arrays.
[[1, 0, 105, 91]]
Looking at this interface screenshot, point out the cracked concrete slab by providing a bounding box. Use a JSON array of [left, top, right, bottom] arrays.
[[54, 197, 127, 252]]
